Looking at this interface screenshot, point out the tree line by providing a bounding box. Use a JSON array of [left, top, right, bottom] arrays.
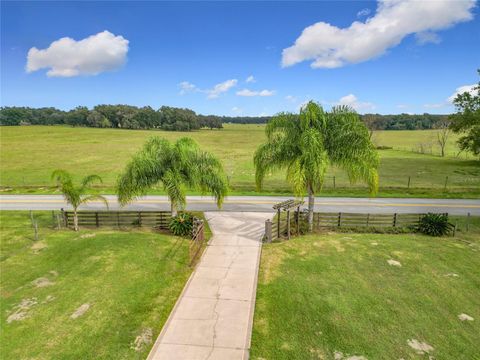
[[0, 105, 450, 131], [0, 105, 223, 131]]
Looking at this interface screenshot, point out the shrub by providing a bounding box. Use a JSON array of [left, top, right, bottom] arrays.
[[376, 145, 393, 150], [417, 213, 453, 236], [169, 213, 194, 236]]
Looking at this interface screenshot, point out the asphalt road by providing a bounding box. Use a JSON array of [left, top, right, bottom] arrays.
[[0, 195, 479, 215]]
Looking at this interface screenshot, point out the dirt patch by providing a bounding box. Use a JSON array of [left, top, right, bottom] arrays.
[[131, 328, 153, 352], [43, 295, 55, 303], [309, 348, 325, 359], [370, 242, 378, 246], [330, 240, 345, 252], [458, 313, 474, 321], [334, 351, 367, 360], [32, 277, 55, 288], [7, 297, 38, 323], [31, 241, 47, 253], [407, 339, 434, 354], [445, 273, 459, 277], [261, 248, 289, 284], [50, 270, 59, 277], [80, 233, 96, 239], [387, 259, 402, 267], [71, 303, 91, 319]]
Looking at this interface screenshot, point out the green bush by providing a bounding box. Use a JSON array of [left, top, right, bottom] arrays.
[[417, 213, 453, 236], [169, 213, 194, 236]]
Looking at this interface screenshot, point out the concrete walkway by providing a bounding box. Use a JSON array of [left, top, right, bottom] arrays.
[[147, 211, 272, 360]]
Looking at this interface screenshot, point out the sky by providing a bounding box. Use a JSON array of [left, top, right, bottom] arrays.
[[1, 0, 479, 116]]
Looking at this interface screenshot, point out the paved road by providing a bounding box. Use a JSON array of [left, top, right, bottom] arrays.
[[0, 195, 479, 215]]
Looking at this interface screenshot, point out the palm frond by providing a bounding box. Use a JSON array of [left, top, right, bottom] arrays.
[[80, 194, 109, 209]]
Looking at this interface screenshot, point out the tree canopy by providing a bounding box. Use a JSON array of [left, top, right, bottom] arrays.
[[254, 101, 378, 230], [116, 137, 228, 214], [449, 71, 480, 157]]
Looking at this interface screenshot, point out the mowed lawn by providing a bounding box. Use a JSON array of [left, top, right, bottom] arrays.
[[1, 125, 479, 197], [0, 211, 194, 359], [251, 219, 480, 359]]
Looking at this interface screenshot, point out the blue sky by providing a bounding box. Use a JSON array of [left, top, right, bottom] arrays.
[[1, 1, 479, 116]]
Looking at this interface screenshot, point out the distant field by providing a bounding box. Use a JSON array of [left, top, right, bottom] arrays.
[[0, 125, 479, 198]]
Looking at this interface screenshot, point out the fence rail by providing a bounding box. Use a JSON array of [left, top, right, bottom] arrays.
[[63, 210, 171, 229], [312, 212, 423, 229], [266, 211, 429, 242], [189, 218, 205, 267]]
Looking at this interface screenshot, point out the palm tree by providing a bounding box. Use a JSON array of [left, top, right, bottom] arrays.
[[254, 101, 379, 231], [51, 170, 108, 231], [116, 137, 228, 215]]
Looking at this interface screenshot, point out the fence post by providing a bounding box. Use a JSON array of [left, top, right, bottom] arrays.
[[453, 221, 457, 237], [338, 212, 342, 227], [393, 213, 397, 227], [30, 210, 34, 228], [333, 176, 336, 189], [117, 212, 120, 228], [466, 212, 470, 232], [61, 208, 67, 227], [444, 176, 448, 191], [407, 176, 411, 189], [138, 212, 142, 227], [295, 206, 300, 236], [277, 209, 281, 239], [366, 213, 370, 227], [33, 221, 38, 241], [265, 219, 272, 243], [286, 210, 291, 240], [95, 212, 99, 227], [56, 213, 62, 229]]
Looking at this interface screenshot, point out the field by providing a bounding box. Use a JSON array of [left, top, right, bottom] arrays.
[[0, 125, 479, 198], [251, 218, 480, 359], [0, 211, 195, 359]]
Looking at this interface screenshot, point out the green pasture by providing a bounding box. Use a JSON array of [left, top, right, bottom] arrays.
[[251, 217, 480, 359], [0, 125, 478, 197], [0, 211, 195, 359]]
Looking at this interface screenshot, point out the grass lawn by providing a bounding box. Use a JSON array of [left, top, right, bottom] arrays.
[[1, 125, 478, 198], [0, 211, 196, 359], [251, 218, 480, 359]]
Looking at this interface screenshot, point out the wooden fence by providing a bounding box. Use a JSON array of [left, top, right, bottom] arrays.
[[189, 218, 205, 267], [265, 211, 428, 242], [311, 212, 424, 229], [63, 211, 172, 229]]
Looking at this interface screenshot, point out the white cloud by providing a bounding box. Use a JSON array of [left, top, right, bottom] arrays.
[[246, 75, 256, 83], [447, 84, 477, 103], [236, 89, 275, 97], [422, 83, 477, 109], [178, 79, 238, 99], [231, 106, 243, 114], [357, 8, 371, 17], [26, 31, 129, 77], [415, 31, 442, 45], [336, 94, 376, 112], [207, 79, 238, 99], [282, 0, 475, 69], [285, 95, 298, 102], [178, 81, 197, 95], [424, 103, 446, 109]]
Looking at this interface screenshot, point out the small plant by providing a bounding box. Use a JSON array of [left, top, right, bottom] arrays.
[[417, 213, 453, 236], [169, 213, 194, 236]]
